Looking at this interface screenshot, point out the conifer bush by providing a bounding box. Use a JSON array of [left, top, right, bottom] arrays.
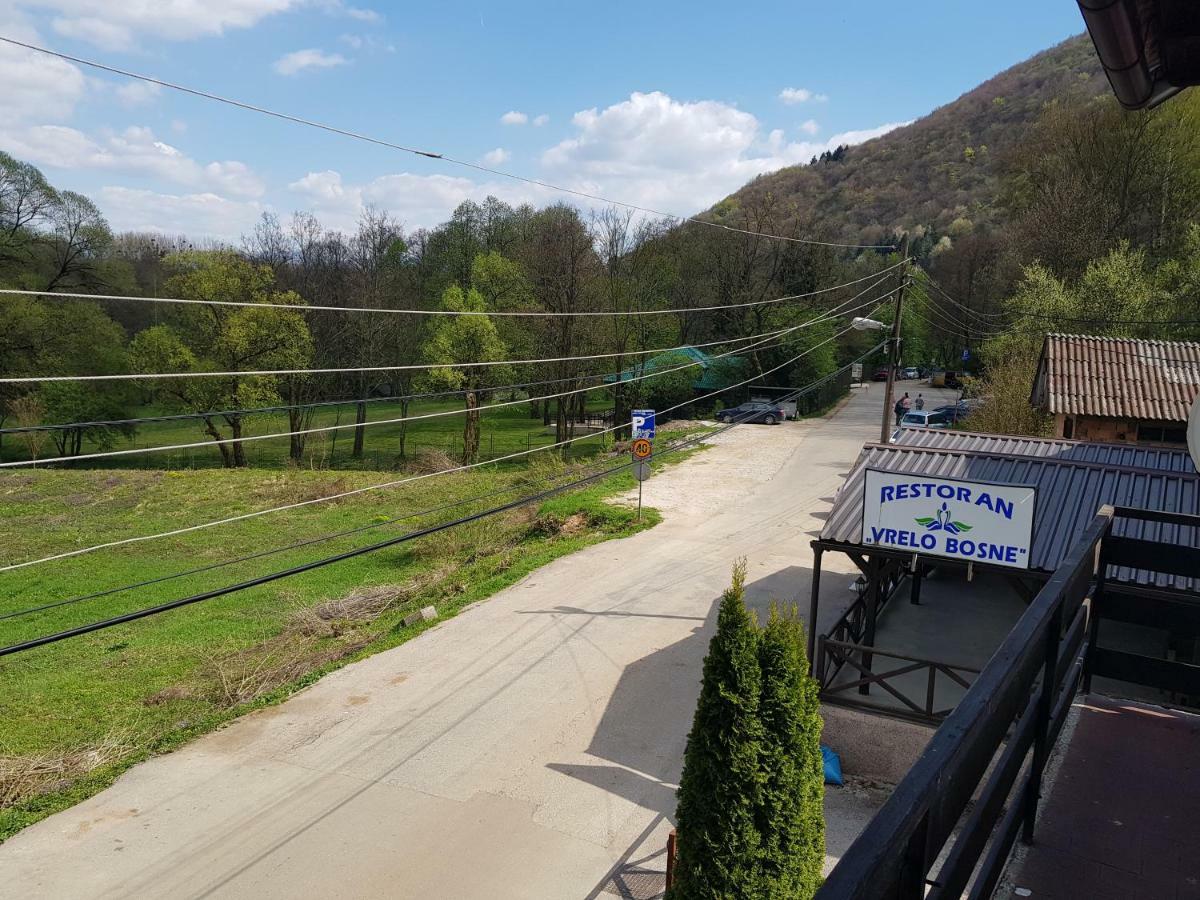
[[668, 565, 826, 899], [669, 560, 766, 898]]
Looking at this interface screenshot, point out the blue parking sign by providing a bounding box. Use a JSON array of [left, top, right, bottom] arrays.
[[632, 409, 656, 439]]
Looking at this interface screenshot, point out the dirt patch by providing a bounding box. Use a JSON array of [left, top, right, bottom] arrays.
[[0, 731, 136, 809], [406, 449, 457, 474], [63, 493, 93, 508], [201, 636, 370, 708], [286, 477, 351, 505], [143, 685, 194, 707]]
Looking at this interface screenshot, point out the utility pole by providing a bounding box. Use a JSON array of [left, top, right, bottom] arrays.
[[880, 234, 911, 444]]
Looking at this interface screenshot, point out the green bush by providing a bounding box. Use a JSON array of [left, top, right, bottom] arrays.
[[669, 568, 826, 899], [669, 560, 766, 898], [757, 605, 825, 897]]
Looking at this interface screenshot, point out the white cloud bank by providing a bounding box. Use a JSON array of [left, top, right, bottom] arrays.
[[285, 91, 909, 235]]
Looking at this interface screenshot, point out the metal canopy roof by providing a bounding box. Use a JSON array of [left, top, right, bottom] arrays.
[[820, 428, 1200, 588], [1032, 333, 1200, 424], [1077, 0, 1198, 110]]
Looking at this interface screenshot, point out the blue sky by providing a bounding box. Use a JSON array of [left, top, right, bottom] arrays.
[[0, 1, 1086, 240]]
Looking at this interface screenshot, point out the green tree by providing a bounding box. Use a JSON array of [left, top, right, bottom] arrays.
[[423, 284, 509, 463], [129, 252, 313, 467], [757, 605, 825, 898], [669, 560, 765, 899]]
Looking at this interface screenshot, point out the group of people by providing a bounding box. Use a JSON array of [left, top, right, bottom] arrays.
[[893, 391, 925, 424]]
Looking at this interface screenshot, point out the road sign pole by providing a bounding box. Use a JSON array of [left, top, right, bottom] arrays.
[[637, 476, 643, 522]]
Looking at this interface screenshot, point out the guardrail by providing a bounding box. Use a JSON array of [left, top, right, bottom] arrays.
[[816, 508, 1108, 899]]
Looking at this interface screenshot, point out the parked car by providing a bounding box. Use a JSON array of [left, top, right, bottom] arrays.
[[872, 367, 890, 382], [899, 409, 954, 429], [902, 367, 920, 380], [717, 401, 785, 425], [934, 399, 981, 423]]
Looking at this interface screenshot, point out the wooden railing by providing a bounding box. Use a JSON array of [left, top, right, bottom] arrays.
[[816, 509, 1108, 899], [818, 639, 980, 722]]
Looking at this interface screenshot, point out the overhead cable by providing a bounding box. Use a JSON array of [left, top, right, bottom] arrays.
[[0, 345, 883, 655], [0, 272, 894, 385], [0, 309, 886, 574], [0, 36, 897, 251], [0, 261, 907, 318]]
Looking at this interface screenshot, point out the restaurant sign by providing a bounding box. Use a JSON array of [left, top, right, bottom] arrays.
[[861, 469, 1036, 570]]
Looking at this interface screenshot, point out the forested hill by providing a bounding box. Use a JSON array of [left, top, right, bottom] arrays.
[[713, 35, 1109, 251]]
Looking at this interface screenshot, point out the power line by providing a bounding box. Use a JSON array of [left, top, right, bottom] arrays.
[[0, 36, 897, 252], [0, 293, 875, 468], [0, 272, 894, 385], [0, 262, 907, 318], [0, 346, 882, 655], [909, 287, 1005, 337], [0, 326, 814, 435], [0, 453, 624, 623], [0, 312, 887, 573], [920, 278, 1007, 319]]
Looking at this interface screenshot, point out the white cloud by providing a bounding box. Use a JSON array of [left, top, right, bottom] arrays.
[[0, 17, 86, 122], [532, 114, 549, 127], [540, 91, 907, 218], [344, 5, 379, 21], [500, 110, 528, 126], [480, 147, 510, 166], [799, 119, 820, 135], [115, 81, 161, 108], [339, 33, 363, 48], [97, 185, 266, 241], [24, 0, 301, 50], [273, 48, 348, 76], [287, 168, 550, 232], [779, 87, 828, 105], [0, 124, 266, 198]]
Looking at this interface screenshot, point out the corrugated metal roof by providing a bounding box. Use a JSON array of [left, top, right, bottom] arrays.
[[820, 428, 1200, 588], [1034, 333, 1200, 422]]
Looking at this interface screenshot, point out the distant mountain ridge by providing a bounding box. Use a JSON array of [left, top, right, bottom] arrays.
[[712, 35, 1108, 248]]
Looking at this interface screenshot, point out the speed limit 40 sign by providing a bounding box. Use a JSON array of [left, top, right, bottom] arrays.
[[631, 438, 653, 460]]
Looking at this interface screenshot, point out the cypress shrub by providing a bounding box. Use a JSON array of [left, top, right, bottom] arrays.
[[756, 604, 825, 898], [668, 560, 766, 899]]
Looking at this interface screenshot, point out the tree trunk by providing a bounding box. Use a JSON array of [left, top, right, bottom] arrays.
[[203, 417, 234, 468], [462, 390, 480, 463], [351, 400, 367, 459], [529, 399, 541, 420], [288, 406, 308, 463], [229, 415, 247, 467], [543, 399, 552, 427]]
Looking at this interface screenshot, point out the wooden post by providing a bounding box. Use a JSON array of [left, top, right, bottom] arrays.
[[666, 829, 677, 890], [808, 546, 824, 676], [910, 561, 924, 605], [880, 234, 912, 444], [859, 556, 881, 695]]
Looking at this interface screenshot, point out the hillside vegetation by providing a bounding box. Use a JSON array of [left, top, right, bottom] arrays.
[[713, 35, 1108, 251]]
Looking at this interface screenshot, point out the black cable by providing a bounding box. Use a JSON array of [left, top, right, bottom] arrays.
[[0, 451, 625, 623], [0, 344, 882, 656]]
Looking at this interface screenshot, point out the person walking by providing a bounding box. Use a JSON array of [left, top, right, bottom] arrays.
[[915, 393, 925, 410]]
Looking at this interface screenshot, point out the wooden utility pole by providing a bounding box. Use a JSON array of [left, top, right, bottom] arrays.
[[880, 234, 911, 444]]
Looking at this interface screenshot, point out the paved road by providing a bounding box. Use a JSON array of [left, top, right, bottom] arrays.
[[0, 384, 953, 899]]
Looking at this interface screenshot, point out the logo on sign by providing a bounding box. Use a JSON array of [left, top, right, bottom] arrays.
[[632, 409, 656, 440], [631, 438, 653, 460], [860, 470, 1035, 570]]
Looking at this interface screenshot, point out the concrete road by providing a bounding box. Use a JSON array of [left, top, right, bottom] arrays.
[[0, 383, 954, 899]]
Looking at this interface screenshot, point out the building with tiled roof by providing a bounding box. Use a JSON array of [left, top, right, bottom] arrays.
[[1030, 333, 1200, 445]]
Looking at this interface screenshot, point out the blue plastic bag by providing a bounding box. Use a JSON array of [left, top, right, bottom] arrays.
[[821, 745, 844, 786]]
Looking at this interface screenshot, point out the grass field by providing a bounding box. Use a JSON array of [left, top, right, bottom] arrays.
[[0, 392, 623, 471], [0, 424, 709, 840]]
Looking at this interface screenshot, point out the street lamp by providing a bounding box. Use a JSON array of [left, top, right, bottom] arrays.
[[852, 317, 886, 332]]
